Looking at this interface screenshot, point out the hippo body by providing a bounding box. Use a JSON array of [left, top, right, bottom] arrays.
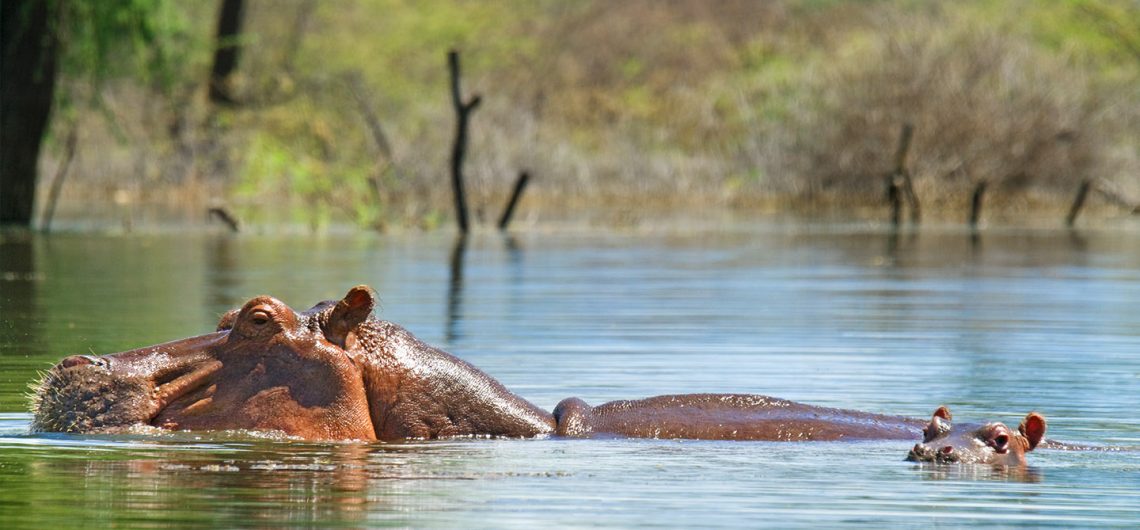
[[555, 394, 921, 441], [31, 286, 1046, 465]]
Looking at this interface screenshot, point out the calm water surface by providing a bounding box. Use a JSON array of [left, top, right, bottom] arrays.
[[1, 224, 1139, 527]]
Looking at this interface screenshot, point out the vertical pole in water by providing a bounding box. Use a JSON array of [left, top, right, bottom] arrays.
[[887, 182, 902, 227], [1066, 179, 1092, 227], [448, 50, 480, 235], [886, 123, 917, 227], [969, 181, 987, 229], [40, 125, 78, 233], [498, 171, 530, 231]]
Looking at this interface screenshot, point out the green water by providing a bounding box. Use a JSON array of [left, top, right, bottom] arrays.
[[1, 225, 1139, 527]]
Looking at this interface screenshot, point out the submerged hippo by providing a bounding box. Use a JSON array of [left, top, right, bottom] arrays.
[[32, 286, 1046, 465]]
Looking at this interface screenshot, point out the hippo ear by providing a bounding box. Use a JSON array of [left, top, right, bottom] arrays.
[[923, 405, 952, 441], [1018, 412, 1046, 451], [217, 308, 240, 331], [326, 285, 377, 348]]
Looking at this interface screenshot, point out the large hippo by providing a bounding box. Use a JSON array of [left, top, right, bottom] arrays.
[[32, 286, 1046, 465]]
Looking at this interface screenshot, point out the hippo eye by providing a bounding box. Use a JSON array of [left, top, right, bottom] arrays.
[[250, 310, 272, 326]]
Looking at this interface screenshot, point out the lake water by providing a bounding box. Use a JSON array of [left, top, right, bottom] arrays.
[[1, 224, 1139, 527]]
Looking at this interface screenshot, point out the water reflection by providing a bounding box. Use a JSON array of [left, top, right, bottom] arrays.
[[14, 442, 380, 526], [875, 226, 1099, 271], [446, 234, 527, 344], [0, 234, 38, 359], [205, 236, 240, 312], [911, 463, 1043, 483], [3, 225, 1140, 526], [446, 235, 467, 344]]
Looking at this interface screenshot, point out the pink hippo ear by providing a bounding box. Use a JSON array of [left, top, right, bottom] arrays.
[[1018, 412, 1046, 451], [326, 285, 377, 348], [923, 405, 953, 441]]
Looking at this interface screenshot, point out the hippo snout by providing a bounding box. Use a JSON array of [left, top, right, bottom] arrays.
[[907, 443, 960, 463], [31, 354, 160, 434]]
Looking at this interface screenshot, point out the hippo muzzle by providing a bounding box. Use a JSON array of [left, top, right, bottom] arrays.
[[32, 334, 226, 433]]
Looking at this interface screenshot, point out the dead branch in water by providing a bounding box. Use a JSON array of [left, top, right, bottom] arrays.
[[1066, 180, 1092, 227], [448, 50, 481, 235], [1067, 177, 1140, 227], [498, 171, 531, 231], [968, 180, 987, 228], [885, 123, 920, 226], [208, 207, 240, 233], [40, 125, 78, 233]]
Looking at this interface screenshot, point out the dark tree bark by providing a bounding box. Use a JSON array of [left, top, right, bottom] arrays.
[[208, 0, 245, 105], [1, 1, 60, 226]]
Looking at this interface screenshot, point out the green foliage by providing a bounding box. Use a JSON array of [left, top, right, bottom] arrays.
[[236, 112, 381, 230], [955, 0, 1138, 74], [301, 0, 540, 110], [55, 0, 206, 94]]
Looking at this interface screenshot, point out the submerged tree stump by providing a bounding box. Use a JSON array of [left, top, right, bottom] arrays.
[[448, 50, 481, 235], [208, 207, 240, 233], [1066, 178, 1140, 227], [885, 123, 920, 226], [498, 171, 530, 231], [969, 180, 987, 228]]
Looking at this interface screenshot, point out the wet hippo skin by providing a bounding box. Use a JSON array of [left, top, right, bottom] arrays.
[[31, 285, 1046, 464]]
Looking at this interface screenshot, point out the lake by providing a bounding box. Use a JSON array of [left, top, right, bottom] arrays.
[[1, 223, 1139, 527]]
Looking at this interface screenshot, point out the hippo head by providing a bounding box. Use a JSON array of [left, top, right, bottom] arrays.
[[906, 406, 1046, 466], [32, 286, 381, 440]]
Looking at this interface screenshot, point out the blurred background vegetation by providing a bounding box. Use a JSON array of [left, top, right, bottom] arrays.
[[14, 0, 1140, 230]]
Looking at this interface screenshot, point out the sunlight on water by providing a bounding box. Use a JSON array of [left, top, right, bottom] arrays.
[[1, 224, 1139, 527]]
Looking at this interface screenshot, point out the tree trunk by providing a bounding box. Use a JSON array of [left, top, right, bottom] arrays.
[[1, 0, 59, 226], [208, 0, 245, 105]]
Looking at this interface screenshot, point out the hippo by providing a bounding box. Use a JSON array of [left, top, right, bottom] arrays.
[[32, 286, 1046, 465]]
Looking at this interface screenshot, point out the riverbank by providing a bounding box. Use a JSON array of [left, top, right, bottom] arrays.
[[27, 1, 1139, 233], [23, 176, 1140, 236]]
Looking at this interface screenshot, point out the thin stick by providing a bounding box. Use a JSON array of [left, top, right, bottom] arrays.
[[893, 123, 914, 174], [346, 72, 392, 159], [448, 50, 480, 235], [40, 125, 78, 233], [1066, 180, 1092, 227], [887, 179, 902, 227], [969, 181, 987, 228], [902, 173, 921, 224], [497, 171, 530, 231], [208, 207, 240, 233]]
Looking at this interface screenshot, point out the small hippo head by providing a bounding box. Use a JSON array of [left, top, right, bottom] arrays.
[[906, 406, 1046, 466], [32, 286, 381, 440]]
